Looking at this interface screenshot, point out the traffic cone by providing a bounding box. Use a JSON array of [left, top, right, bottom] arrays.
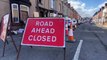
[[68, 23, 75, 42], [65, 23, 68, 36]]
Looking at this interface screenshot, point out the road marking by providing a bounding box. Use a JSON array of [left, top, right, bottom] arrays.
[[73, 40, 83, 60], [83, 30, 105, 33]]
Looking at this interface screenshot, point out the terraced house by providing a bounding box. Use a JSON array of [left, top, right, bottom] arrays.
[[0, 0, 31, 29], [0, 0, 81, 29], [93, 3, 107, 26]]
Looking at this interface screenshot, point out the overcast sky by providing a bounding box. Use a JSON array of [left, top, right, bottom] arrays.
[[68, 0, 107, 18]]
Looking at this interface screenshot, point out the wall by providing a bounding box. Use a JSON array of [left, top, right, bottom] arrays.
[[29, 0, 38, 17], [0, 0, 10, 22]]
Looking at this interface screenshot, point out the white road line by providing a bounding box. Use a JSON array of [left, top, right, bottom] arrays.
[[73, 40, 83, 60]]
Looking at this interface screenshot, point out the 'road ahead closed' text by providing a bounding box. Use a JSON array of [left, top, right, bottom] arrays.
[[27, 21, 57, 43]]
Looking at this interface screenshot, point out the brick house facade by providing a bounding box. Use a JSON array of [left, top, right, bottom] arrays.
[[0, 0, 81, 29]]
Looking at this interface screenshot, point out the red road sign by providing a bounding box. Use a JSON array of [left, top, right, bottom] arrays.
[[21, 18, 65, 48], [0, 14, 10, 42]]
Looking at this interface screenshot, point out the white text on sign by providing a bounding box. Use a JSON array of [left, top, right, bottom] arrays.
[[28, 21, 57, 42]]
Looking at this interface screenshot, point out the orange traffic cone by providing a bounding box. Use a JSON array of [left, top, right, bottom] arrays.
[[68, 23, 75, 42]]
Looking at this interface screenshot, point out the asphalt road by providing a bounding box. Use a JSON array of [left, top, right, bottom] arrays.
[[0, 22, 107, 60], [74, 23, 107, 60]]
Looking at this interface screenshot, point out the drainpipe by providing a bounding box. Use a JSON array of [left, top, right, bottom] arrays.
[[18, 1, 21, 23], [48, 0, 50, 17], [9, 0, 12, 24], [37, 0, 40, 17]]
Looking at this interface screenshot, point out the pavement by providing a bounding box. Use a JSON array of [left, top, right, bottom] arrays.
[[95, 23, 107, 29]]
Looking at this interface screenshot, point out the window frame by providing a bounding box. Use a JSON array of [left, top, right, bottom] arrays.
[[20, 5, 29, 15], [11, 3, 19, 23]]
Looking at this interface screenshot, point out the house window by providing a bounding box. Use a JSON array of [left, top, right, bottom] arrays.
[[20, 5, 29, 24], [11, 4, 19, 23], [50, 0, 55, 9], [20, 5, 29, 14], [50, 0, 54, 8]]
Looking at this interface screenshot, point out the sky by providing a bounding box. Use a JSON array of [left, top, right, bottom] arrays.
[[68, 0, 107, 18]]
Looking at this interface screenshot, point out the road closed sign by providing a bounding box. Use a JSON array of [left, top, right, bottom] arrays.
[[21, 18, 65, 48]]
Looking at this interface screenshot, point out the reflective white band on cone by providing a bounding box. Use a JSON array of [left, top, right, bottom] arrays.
[[68, 29, 73, 36]]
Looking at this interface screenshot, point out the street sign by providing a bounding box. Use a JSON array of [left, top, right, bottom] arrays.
[[21, 18, 65, 48], [0, 14, 9, 42]]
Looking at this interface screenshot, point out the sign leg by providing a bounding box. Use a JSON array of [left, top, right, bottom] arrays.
[[6, 40, 9, 45], [2, 41, 6, 57], [64, 48, 66, 60], [10, 33, 18, 52], [30, 46, 33, 48], [17, 45, 22, 60]]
